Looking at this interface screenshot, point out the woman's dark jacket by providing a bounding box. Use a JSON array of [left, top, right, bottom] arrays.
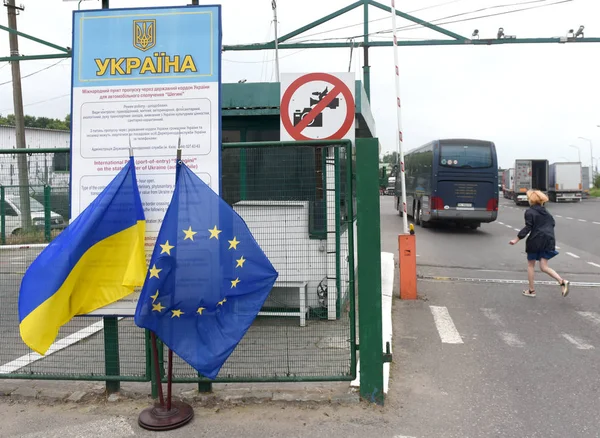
[[517, 204, 556, 254]]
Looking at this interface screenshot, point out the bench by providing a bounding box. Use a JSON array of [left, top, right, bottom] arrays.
[[258, 280, 309, 327]]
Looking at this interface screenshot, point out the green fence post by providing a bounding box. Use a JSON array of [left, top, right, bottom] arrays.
[[240, 148, 247, 201], [43, 185, 51, 242], [355, 137, 384, 405], [103, 317, 120, 394], [198, 378, 212, 393], [346, 143, 357, 378], [0, 186, 5, 245]]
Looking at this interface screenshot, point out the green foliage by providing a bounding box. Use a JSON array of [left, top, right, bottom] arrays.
[[0, 113, 70, 131], [594, 174, 600, 189], [381, 151, 398, 164]]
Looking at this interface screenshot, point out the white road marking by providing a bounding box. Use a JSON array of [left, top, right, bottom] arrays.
[[566, 252, 580, 259], [0, 319, 121, 374], [556, 246, 561, 250], [498, 221, 505, 225], [577, 312, 600, 325], [20, 418, 135, 438], [556, 215, 563, 218], [594, 222, 600, 225], [393, 436, 417, 438], [566, 217, 574, 220], [505, 225, 513, 229], [579, 219, 587, 222], [499, 332, 525, 348], [561, 333, 594, 350], [481, 308, 505, 327], [430, 306, 463, 344], [513, 228, 520, 231], [588, 262, 600, 268]]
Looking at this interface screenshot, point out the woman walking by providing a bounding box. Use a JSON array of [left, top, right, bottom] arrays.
[[509, 189, 570, 297]]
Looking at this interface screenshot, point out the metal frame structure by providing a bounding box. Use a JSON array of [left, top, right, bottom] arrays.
[[2, 0, 600, 100]]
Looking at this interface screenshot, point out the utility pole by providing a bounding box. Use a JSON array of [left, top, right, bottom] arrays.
[[5, 0, 31, 230], [271, 0, 280, 82]]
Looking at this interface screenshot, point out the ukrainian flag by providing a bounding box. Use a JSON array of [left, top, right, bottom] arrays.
[[19, 156, 146, 355]]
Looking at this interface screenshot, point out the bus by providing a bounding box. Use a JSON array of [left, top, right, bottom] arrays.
[[394, 138, 499, 229]]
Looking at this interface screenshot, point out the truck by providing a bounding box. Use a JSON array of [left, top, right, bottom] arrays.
[[513, 159, 549, 205], [503, 168, 515, 200], [549, 162, 582, 202], [582, 166, 590, 198]]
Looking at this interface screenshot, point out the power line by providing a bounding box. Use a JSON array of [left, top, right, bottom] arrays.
[[0, 93, 70, 113], [224, 48, 309, 63], [0, 58, 68, 87], [375, 0, 574, 34], [288, 0, 572, 44], [286, 0, 549, 43]]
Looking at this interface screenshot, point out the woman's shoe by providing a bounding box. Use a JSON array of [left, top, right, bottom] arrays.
[[561, 280, 570, 297], [523, 289, 536, 297]]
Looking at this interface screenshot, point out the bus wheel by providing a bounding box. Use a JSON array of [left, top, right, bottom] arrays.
[[415, 204, 422, 226]]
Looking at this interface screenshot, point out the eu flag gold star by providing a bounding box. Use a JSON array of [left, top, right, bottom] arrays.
[[228, 237, 240, 250], [152, 302, 165, 312], [171, 309, 184, 318], [149, 264, 162, 279], [231, 278, 240, 288], [217, 298, 227, 306], [209, 225, 222, 240], [160, 240, 174, 255], [150, 290, 159, 303], [183, 226, 197, 241], [197, 307, 206, 315], [236, 256, 246, 268]]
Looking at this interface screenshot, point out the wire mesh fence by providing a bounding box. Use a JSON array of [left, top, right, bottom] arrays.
[[0, 142, 356, 383]]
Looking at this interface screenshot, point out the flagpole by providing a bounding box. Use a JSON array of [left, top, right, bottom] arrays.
[[150, 332, 165, 407], [167, 349, 173, 411], [138, 141, 194, 431]]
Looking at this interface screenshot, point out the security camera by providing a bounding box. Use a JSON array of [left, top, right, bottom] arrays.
[[472, 29, 479, 39], [575, 25, 584, 38], [497, 27, 504, 39]]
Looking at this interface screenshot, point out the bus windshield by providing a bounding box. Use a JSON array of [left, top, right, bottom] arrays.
[[440, 144, 492, 169]]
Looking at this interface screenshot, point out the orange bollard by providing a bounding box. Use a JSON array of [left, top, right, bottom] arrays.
[[398, 232, 417, 300]]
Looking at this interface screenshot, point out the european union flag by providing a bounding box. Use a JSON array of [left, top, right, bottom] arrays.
[[134, 161, 278, 379]]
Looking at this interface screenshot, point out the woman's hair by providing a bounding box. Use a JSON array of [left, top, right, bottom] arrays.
[[527, 189, 549, 206]]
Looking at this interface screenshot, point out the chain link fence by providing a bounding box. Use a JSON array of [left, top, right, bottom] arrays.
[[0, 142, 356, 384]]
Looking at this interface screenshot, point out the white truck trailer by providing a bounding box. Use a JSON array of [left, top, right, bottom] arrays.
[[549, 162, 582, 202]]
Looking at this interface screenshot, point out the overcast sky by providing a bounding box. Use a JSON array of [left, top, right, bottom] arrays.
[[0, 0, 599, 170]]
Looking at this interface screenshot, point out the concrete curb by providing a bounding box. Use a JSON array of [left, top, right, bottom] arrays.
[[0, 380, 360, 407]]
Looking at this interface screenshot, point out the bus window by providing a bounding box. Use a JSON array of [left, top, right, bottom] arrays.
[[440, 144, 492, 168]]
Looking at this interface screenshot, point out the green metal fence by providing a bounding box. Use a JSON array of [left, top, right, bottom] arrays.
[[0, 140, 357, 388]]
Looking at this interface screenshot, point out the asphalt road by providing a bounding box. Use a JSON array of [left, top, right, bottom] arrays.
[[1, 196, 600, 438], [381, 194, 600, 438]]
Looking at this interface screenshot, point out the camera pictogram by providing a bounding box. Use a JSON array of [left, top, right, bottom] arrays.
[[293, 87, 340, 128]]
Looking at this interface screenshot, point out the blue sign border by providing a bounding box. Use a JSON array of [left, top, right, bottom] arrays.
[[68, 4, 223, 211]]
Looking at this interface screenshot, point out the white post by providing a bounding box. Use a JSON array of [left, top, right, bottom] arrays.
[[390, 0, 408, 234], [272, 0, 280, 82]]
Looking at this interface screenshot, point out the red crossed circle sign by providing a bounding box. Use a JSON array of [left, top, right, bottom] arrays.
[[281, 72, 355, 141]]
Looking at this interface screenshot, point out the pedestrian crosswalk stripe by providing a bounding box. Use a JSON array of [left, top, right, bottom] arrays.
[[430, 306, 463, 344]]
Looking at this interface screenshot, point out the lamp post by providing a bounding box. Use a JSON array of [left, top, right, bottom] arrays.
[[578, 136, 594, 179], [569, 145, 581, 162]]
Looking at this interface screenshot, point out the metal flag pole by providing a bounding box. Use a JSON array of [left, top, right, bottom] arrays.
[[390, 0, 409, 234], [137, 142, 194, 432], [150, 332, 165, 407], [129, 134, 134, 157]]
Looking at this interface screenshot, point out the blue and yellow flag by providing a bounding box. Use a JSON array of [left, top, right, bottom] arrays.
[[134, 161, 278, 380], [19, 156, 146, 355]]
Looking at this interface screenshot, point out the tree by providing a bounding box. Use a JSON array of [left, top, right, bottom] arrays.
[[0, 113, 70, 131], [382, 151, 398, 164], [594, 174, 600, 189]]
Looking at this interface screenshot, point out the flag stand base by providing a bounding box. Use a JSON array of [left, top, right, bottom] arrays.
[[138, 401, 194, 431]]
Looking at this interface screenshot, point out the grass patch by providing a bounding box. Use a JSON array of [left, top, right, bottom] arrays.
[[2, 229, 63, 245], [590, 187, 600, 198]]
